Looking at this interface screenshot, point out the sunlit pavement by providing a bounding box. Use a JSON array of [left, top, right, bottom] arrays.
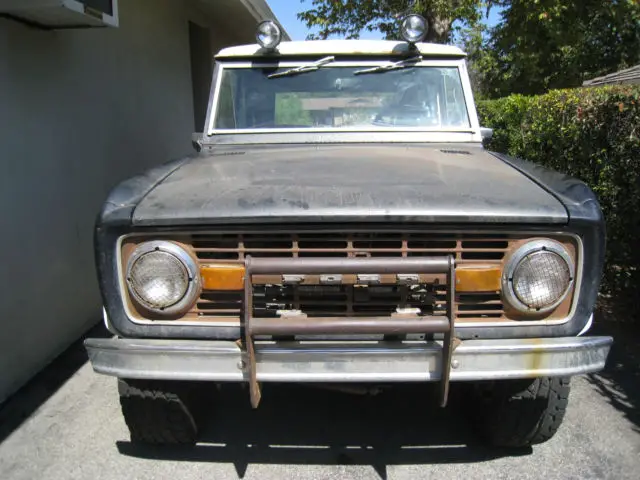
[[0, 323, 638, 480]]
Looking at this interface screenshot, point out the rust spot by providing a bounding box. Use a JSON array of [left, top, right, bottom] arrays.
[[527, 337, 545, 373]]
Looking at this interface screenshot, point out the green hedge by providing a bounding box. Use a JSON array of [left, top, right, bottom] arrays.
[[477, 86, 640, 318]]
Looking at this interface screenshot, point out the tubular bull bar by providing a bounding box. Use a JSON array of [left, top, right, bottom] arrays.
[[242, 256, 456, 408]]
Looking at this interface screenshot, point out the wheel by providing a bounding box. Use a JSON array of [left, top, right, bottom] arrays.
[[470, 376, 571, 447], [118, 379, 210, 445]]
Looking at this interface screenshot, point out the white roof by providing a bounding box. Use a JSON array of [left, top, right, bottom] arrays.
[[216, 40, 466, 59]]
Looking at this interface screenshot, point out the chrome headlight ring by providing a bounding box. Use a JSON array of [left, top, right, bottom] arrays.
[[502, 239, 575, 314], [125, 241, 200, 316]]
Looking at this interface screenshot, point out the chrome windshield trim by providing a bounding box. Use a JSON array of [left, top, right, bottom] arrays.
[[201, 131, 479, 146], [210, 127, 476, 135]]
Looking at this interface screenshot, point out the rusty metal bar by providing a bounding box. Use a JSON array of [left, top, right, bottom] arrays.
[[243, 257, 261, 408], [440, 259, 456, 407], [249, 316, 450, 336], [248, 257, 450, 275]]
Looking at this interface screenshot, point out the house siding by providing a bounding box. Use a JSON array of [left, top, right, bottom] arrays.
[[0, 0, 219, 402]]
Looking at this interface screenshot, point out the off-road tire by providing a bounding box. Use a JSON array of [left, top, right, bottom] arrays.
[[118, 379, 209, 445], [472, 376, 571, 447]]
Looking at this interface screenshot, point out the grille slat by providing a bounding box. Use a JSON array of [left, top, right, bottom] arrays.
[[193, 248, 507, 253], [190, 231, 509, 322]]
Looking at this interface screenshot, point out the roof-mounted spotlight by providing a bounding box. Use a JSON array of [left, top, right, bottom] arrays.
[[256, 20, 283, 50], [400, 14, 428, 44]]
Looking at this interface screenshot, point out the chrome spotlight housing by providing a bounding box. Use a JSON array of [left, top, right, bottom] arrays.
[[256, 20, 282, 50], [400, 14, 428, 44]]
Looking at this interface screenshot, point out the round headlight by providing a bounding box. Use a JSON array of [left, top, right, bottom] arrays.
[[503, 240, 574, 313], [126, 241, 200, 315], [400, 14, 428, 44], [256, 20, 282, 49]]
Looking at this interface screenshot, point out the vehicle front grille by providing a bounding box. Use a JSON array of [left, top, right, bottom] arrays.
[[191, 232, 510, 262], [189, 231, 510, 322]]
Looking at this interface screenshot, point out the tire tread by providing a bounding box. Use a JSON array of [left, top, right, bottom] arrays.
[[477, 377, 570, 447], [118, 379, 201, 445]]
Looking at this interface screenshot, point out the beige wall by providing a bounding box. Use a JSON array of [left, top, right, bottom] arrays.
[[0, 0, 207, 402]]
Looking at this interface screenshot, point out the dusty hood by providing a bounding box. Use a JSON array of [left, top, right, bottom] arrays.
[[132, 144, 568, 226]]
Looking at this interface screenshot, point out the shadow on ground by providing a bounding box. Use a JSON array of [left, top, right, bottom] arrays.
[[117, 383, 531, 479], [586, 319, 640, 433], [0, 321, 109, 445]]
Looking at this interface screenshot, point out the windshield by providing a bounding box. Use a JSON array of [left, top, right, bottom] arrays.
[[213, 64, 470, 131]]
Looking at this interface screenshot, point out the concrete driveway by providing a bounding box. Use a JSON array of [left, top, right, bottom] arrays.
[[0, 323, 638, 480]]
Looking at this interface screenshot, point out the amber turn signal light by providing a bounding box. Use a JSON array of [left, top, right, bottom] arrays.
[[456, 266, 501, 292], [200, 264, 245, 290]]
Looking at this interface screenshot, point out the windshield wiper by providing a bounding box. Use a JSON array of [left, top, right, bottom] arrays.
[[354, 55, 423, 75], [268, 56, 335, 79]]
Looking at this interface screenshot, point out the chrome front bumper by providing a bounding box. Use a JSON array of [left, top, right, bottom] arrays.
[[85, 335, 612, 383]]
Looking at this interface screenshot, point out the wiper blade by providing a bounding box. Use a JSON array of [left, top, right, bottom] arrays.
[[268, 56, 335, 79], [354, 55, 423, 75]]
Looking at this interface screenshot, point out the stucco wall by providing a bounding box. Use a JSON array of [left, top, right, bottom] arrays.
[[0, 0, 200, 402]]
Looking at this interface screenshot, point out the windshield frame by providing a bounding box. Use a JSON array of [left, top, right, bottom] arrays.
[[204, 57, 482, 142]]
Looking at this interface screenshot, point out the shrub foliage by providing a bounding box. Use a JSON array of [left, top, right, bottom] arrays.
[[477, 86, 640, 317]]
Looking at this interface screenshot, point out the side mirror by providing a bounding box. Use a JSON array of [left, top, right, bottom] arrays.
[[480, 127, 494, 141]]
